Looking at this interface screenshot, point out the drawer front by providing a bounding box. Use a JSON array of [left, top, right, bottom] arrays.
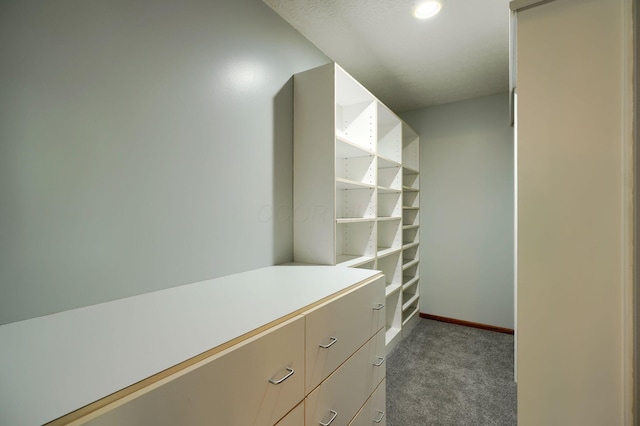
[[305, 276, 385, 392], [348, 379, 386, 426], [274, 403, 304, 426], [87, 315, 305, 426], [305, 328, 386, 426]]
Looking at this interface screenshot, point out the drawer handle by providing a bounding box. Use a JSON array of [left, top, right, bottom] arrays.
[[319, 336, 338, 349], [373, 303, 385, 310], [268, 367, 294, 385], [319, 410, 338, 426], [373, 410, 385, 423], [373, 356, 385, 367]]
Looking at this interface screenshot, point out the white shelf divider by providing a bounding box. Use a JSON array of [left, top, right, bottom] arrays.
[[403, 241, 420, 250], [402, 294, 420, 312], [385, 283, 403, 297], [402, 259, 419, 271], [402, 307, 420, 327], [403, 275, 419, 289]]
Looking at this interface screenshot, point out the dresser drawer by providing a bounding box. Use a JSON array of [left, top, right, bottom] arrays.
[[305, 276, 385, 392], [87, 315, 305, 426], [275, 402, 304, 426], [348, 379, 386, 426], [305, 328, 386, 426]]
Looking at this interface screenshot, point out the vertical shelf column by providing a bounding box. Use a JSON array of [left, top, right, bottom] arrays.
[[401, 123, 420, 336], [376, 102, 404, 352], [334, 68, 378, 269]]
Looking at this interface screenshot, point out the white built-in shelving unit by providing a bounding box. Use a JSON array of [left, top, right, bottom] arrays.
[[293, 63, 420, 352], [401, 123, 420, 333]]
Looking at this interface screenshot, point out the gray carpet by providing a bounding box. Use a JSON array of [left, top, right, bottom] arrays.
[[386, 319, 516, 426]]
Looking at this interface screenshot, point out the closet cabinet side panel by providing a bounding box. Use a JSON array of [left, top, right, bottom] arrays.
[[516, 0, 628, 424], [293, 64, 336, 265]]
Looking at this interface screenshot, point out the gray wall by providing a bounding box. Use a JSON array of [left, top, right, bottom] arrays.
[[401, 93, 514, 329], [0, 0, 330, 324]]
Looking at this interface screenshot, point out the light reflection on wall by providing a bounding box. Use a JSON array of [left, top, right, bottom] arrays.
[[223, 59, 267, 92]]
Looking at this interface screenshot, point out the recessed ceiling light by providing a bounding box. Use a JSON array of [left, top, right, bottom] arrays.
[[414, 0, 444, 19]]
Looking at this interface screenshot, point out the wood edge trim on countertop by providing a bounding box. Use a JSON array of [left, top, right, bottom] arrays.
[[419, 313, 515, 335], [46, 271, 385, 426]]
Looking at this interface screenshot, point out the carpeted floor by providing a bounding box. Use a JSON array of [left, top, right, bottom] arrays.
[[386, 319, 516, 426]]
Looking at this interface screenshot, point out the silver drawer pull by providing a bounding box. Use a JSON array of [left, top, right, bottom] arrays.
[[373, 356, 385, 367], [373, 410, 385, 423], [319, 336, 338, 349], [319, 410, 338, 426], [373, 303, 385, 310], [268, 367, 294, 385]]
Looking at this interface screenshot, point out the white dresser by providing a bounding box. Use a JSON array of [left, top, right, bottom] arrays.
[[0, 265, 386, 425]]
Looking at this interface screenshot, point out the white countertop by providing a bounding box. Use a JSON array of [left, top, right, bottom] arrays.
[[0, 265, 381, 425]]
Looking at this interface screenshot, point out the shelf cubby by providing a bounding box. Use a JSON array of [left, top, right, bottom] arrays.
[[336, 154, 376, 187], [335, 100, 376, 153], [402, 258, 419, 271], [403, 225, 419, 245], [402, 303, 419, 327], [403, 258, 419, 290], [403, 274, 419, 290], [403, 170, 419, 191], [377, 250, 402, 286], [403, 260, 419, 283], [402, 292, 419, 313], [403, 244, 419, 266], [403, 189, 419, 209], [403, 208, 419, 227], [402, 123, 420, 172], [378, 192, 402, 218], [378, 219, 402, 253], [378, 163, 402, 191], [335, 65, 376, 104], [385, 289, 402, 350], [402, 275, 419, 299], [336, 221, 376, 266], [377, 102, 402, 164], [336, 187, 376, 220]]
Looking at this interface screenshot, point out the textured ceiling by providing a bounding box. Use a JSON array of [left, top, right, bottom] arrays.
[[264, 0, 510, 112]]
